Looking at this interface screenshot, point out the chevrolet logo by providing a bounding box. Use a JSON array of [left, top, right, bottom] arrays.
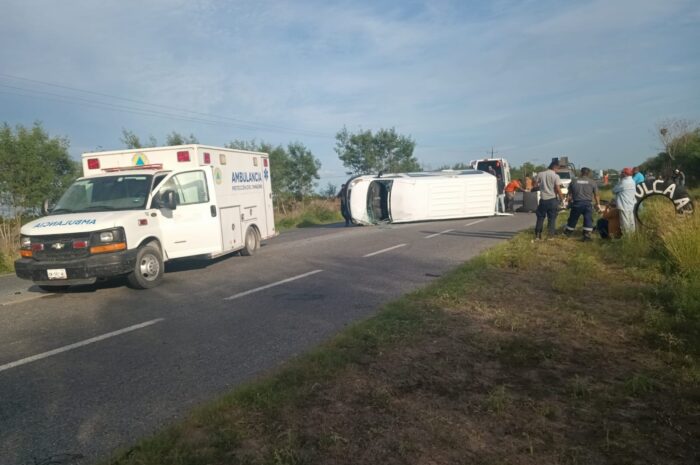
[[51, 242, 66, 250]]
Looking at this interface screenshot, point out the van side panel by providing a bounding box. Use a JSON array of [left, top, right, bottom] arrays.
[[390, 173, 497, 223]]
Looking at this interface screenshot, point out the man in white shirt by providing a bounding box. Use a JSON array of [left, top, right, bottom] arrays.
[[533, 159, 564, 240]]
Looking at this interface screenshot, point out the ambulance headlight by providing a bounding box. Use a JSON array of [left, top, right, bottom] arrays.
[[91, 228, 124, 244], [99, 231, 115, 242], [21, 236, 31, 248]]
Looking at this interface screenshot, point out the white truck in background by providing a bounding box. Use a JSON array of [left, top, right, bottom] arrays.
[[16, 145, 276, 290]]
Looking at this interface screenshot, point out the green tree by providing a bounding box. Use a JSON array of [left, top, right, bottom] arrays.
[[286, 142, 320, 199], [641, 125, 700, 186], [334, 126, 420, 174], [0, 122, 79, 216], [165, 132, 198, 145], [510, 162, 545, 181], [321, 183, 338, 198], [120, 128, 157, 149]]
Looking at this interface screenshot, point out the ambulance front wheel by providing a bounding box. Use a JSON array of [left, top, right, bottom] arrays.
[[240, 227, 260, 256], [127, 244, 164, 289]]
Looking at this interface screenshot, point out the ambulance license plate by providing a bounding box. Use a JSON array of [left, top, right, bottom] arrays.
[[47, 269, 67, 280]]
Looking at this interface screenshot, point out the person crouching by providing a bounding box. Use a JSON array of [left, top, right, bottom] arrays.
[[563, 167, 601, 241]]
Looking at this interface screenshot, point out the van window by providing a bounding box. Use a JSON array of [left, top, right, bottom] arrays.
[[159, 171, 209, 206]]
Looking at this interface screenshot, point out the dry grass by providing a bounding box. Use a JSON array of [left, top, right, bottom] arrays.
[[106, 230, 700, 465]]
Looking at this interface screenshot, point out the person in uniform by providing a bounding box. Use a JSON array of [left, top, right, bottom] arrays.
[[563, 167, 601, 241]]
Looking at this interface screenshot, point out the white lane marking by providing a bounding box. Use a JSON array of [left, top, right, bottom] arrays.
[[362, 243, 407, 258], [224, 269, 323, 301], [464, 219, 486, 227], [424, 229, 455, 239], [0, 318, 165, 373]]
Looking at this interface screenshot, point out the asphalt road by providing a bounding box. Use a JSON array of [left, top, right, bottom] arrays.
[[0, 213, 533, 465]]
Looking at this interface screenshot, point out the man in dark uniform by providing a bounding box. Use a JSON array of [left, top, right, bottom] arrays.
[[337, 184, 351, 226], [564, 167, 601, 241]]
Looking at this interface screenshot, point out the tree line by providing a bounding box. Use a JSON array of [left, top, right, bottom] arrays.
[[640, 120, 700, 186], [0, 122, 421, 217], [3, 118, 695, 219]]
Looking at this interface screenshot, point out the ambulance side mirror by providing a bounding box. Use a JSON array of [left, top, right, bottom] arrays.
[[41, 199, 53, 216], [156, 190, 177, 210]]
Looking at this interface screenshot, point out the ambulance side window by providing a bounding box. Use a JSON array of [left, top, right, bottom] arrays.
[[152, 174, 167, 191], [159, 171, 209, 206]]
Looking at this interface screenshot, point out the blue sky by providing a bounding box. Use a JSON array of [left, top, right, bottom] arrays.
[[1, 0, 699, 188]]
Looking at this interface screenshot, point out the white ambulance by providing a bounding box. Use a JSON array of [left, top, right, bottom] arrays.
[[16, 145, 276, 290]]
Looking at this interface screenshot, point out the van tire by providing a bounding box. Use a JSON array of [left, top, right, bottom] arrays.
[[38, 285, 70, 292], [127, 244, 164, 289], [240, 227, 259, 256]]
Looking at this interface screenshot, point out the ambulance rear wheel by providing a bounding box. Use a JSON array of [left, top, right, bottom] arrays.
[[240, 227, 259, 256], [127, 244, 164, 289]]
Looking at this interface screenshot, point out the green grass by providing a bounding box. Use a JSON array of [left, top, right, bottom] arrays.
[[104, 215, 700, 465], [275, 199, 343, 231]]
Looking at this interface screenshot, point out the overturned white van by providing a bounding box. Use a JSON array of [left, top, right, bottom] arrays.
[[344, 170, 497, 225], [16, 145, 276, 290]]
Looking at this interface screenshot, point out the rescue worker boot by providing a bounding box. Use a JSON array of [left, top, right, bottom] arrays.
[[582, 231, 592, 242]]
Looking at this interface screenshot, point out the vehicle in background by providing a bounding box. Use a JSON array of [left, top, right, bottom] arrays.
[[344, 170, 497, 225], [470, 158, 511, 186], [555, 156, 576, 207], [15, 145, 276, 290]]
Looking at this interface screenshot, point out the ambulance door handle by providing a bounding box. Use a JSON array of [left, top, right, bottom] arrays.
[[210, 205, 217, 217]]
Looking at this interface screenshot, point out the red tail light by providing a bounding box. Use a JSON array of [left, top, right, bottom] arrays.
[[87, 158, 100, 169], [72, 240, 88, 249], [203, 152, 211, 164], [177, 151, 190, 162]]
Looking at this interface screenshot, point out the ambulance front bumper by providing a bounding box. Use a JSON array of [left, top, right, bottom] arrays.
[[15, 249, 138, 285]]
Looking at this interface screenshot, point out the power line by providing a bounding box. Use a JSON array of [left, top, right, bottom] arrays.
[[0, 73, 333, 139], [0, 86, 292, 133]]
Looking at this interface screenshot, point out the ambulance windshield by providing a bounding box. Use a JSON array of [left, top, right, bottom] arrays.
[[51, 175, 153, 214]]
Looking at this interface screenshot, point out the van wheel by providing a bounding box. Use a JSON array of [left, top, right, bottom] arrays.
[[240, 227, 259, 256], [127, 244, 164, 289], [38, 285, 70, 293]]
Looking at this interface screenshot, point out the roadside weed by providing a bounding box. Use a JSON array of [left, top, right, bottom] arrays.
[[623, 374, 656, 397], [486, 385, 512, 413]]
